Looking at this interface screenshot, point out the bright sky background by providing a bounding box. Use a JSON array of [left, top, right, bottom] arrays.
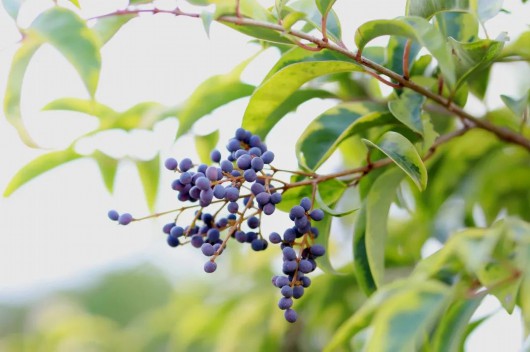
[[0, 0, 529, 350]]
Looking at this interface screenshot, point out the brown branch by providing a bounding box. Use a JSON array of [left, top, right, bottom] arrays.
[[402, 39, 411, 80]]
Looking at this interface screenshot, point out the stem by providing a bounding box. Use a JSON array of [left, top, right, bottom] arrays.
[[402, 39, 411, 80]]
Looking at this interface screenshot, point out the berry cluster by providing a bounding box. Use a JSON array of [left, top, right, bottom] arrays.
[[270, 198, 326, 322], [108, 128, 326, 323]]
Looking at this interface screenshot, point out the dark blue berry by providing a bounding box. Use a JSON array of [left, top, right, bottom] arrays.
[[200, 188, 214, 204], [227, 201, 239, 214], [284, 309, 297, 323], [301, 276, 311, 287], [244, 169, 257, 182], [256, 192, 270, 206], [235, 128, 247, 140], [213, 184, 226, 199], [246, 231, 258, 243], [261, 150, 274, 164], [310, 209, 325, 221], [235, 231, 247, 243], [250, 182, 265, 195], [298, 259, 313, 273], [189, 186, 201, 200], [236, 154, 252, 170], [278, 297, 293, 310], [251, 238, 267, 251], [290, 205, 306, 219], [235, 149, 247, 158], [164, 158, 178, 170], [270, 192, 282, 204], [167, 235, 180, 247], [275, 276, 290, 288], [227, 138, 241, 152], [283, 247, 297, 261], [283, 260, 298, 273], [300, 197, 312, 211], [201, 243, 215, 256], [220, 160, 233, 173], [190, 235, 204, 248], [162, 222, 174, 234], [281, 285, 293, 298], [202, 213, 214, 224], [179, 158, 193, 172], [310, 244, 326, 257], [269, 232, 282, 244], [225, 186, 239, 202], [283, 228, 297, 243], [195, 177, 211, 191], [179, 172, 192, 184], [293, 285, 304, 299], [247, 216, 260, 229], [210, 150, 221, 163], [108, 210, 119, 221], [204, 261, 217, 273], [249, 135, 261, 147], [197, 164, 208, 174], [263, 203, 275, 215], [251, 157, 264, 171], [118, 213, 133, 225], [248, 147, 262, 156], [207, 228, 220, 242], [170, 226, 184, 238]]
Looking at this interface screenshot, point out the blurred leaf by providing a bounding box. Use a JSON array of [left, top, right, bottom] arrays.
[[277, 179, 346, 212], [29, 7, 101, 96], [431, 294, 485, 352], [501, 91, 529, 118], [135, 155, 160, 212], [364, 169, 403, 287], [355, 17, 456, 87], [275, 0, 289, 18], [435, 11, 478, 42], [4, 37, 41, 147], [68, 0, 80, 8], [385, 37, 420, 76], [243, 60, 363, 137], [290, 0, 342, 43], [200, 8, 215, 37], [195, 130, 220, 164], [367, 280, 450, 351], [296, 102, 393, 170], [93, 15, 137, 44], [449, 34, 507, 91], [353, 205, 377, 295], [315, 0, 336, 15], [388, 91, 425, 135], [176, 55, 256, 137], [2, 0, 24, 20], [405, 0, 503, 21], [113, 102, 166, 130], [43, 97, 118, 121], [281, 11, 305, 30], [312, 203, 340, 274], [4, 148, 83, 197], [363, 132, 427, 191], [315, 188, 358, 217], [92, 150, 119, 193], [501, 31, 530, 60]]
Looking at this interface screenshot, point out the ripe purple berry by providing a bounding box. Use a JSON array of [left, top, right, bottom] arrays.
[[107, 210, 119, 221], [204, 261, 217, 273], [164, 157, 178, 170], [118, 213, 133, 225], [284, 308, 297, 323]]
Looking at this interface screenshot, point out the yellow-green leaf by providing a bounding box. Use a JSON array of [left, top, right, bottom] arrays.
[[135, 155, 160, 212], [195, 130, 220, 164], [92, 150, 119, 193]]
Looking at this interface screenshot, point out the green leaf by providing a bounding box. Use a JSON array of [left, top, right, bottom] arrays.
[[364, 169, 404, 287], [281, 11, 306, 30], [113, 102, 166, 131], [277, 178, 346, 212], [4, 37, 42, 147], [312, 204, 340, 274], [290, 0, 342, 43], [501, 91, 529, 118], [431, 294, 486, 352], [43, 97, 118, 121], [68, 0, 80, 8], [355, 17, 456, 87], [367, 280, 451, 352], [477, 0, 503, 22], [2, 0, 24, 20], [296, 102, 393, 171], [315, 188, 358, 217], [315, 0, 336, 15], [200, 8, 215, 37], [406, 0, 503, 22], [243, 59, 363, 137], [435, 11, 479, 42], [93, 15, 137, 45], [353, 205, 377, 295], [195, 130, 220, 164], [363, 132, 427, 191], [502, 31, 530, 60], [29, 7, 101, 97], [388, 91, 426, 135], [135, 155, 160, 212], [176, 55, 256, 137], [449, 34, 507, 91], [92, 150, 119, 193], [275, 0, 289, 19], [4, 148, 83, 197], [385, 37, 420, 76]]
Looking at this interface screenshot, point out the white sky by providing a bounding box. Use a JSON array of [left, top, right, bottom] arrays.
[[0, 0, 529, 350]]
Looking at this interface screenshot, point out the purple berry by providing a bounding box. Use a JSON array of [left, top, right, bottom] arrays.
[[167, 235, 180, 247], [278, 297, 293, 310], [227, 138, 241, 152], [269, 232, 282, 244], [225, 186, 239, 202], [213, 184, 226, 199], [261, 150, 274, 164], [107, 210, 119, 221], [210, 150, 221, 163], [251, 157, 264, 171], [290, 205, 306, 219], [309, 209, 325, 221], [244, 169, 257, 182], [275, 276, 290, 288], [170, 226, 184, 238], [227, 201, 239, 214], [179, 172, 192, 184], [256, 192, 271, 206], [247, 216, 260, 229], [270, 192, 282, 204], [220, 160, 233, 173], [235, 231, 247, 243], [298, 259, 313, 273], [300, 197, 312, 211], [237, 154, 252, 170], [293, 285, 304, 299], [201, 243, 215, 256], [205, 166, 219, 181], [195, 177, 211, 191], [164, 157, 178, 170], [310, 244, 326, 257], [190, 235, 204, 248], [162, 222, 174, 234], [283, 247, 297, 261], [204, 261, 217, 273], [118, 213, 133, 225], [284, 309, 297, 323], [281, 285, 293, 298], [283, 260, 298, 273], [248, 147, 262, 156], [179, 158, 193, 172], [250, 182, 265, 195]]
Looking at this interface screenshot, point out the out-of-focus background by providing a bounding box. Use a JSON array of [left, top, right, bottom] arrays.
[[0, 0, 529, 350]]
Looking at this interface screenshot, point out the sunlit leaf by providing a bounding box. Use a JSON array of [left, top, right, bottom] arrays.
[[67, 0, 80, 8], [290, 0, 342, 43], [276, 178, 346, 212], [312, 203, 341, 274], [176, 55, 256, 137], [92, 150, 119, 193], [281, 11, 305, 30], [355, 17, 456, 87], [296, 102, 393, 170], [243, 59, 363, 137], [315, 0, 336, 16], [93, 15, 137, 44], [352, 205, 377, 295], [385, 36, 420, 76], [315, 188, 358, 217], [29, 7, 101, 96], [113, 102, 166, 131], [135, 155, 160, 212], [405, 0, 503, 22], [501, 31, 530, 60], [363, 132, 427, 191], [43, 97, 118, 121], [3, 148, 83, 197], [200, 8, 215, 37], [195, 130, 220, 164], [435, 11, 478, 42], [4, 37, 42, 147], [388, 91, 425, 135], [2, 0, 24, 20], [501, 91, 529, 118], [364, 169, 403, 287]]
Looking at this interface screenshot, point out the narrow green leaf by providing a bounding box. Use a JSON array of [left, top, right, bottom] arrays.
[[135, 155, 160, 212], [3, 148, 83, 197], [364, 169, 403, 287], [275, 0, 289, 19], [363, 132, 427, 191], [353, 205, 377, 295], [432, 294, 486, 352], [43, 97, 118, 120], [420, 113, 438, 154], [200, 8, 214, 38], [114, 102, 166, 131], [93, 15, 137, 45], [276, 179, 346, 212], [449, 34, 507, 90], [2, 0, 24, 20], [315, 188, 358, 217], [312, 204, 340, 274], [68, 0, 80, 8], [195, 130, 220, 164], [296, 102, 393, 171], [281, 11, 305, 30], [29, 7, 101, 96], [367, 281, 451, 352], [388, 91, 426, 135], [406, 0, 503, 22], [501, 91, 529, 118], [176, 56, 256, 137], [315, 0, 336, 15], [355, 17, 456, 87], [243, 60, 363, 137], [501, 31, 530, 60], [4, 37, 41, 147], [92, 150, 119, 193]]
